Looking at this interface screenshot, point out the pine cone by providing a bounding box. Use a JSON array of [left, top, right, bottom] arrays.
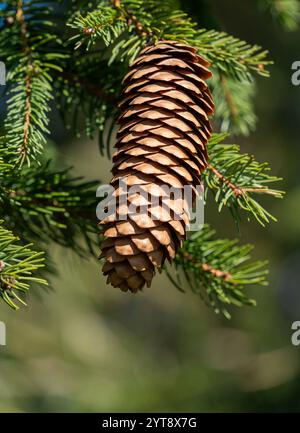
[[100, 40, 214, 293]]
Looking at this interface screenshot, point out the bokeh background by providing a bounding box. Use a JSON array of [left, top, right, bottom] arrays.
[[0, 0, 300, 412]]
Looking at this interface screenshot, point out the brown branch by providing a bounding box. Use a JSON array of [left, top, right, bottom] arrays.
[[0, 276, 16, 292], [182, 251, 232, 281], [207, 163, 244, 197], [82, 0, 150, 38], [16, 1, 28, 49], [111, 0, 151, 38], [241, 187, 280, 196], [220, 73, 239, 121], [16, 0, 34, 163], [207, 164, 280, 198], [21, 74, 32, 163], [82, 17, 114, 35]]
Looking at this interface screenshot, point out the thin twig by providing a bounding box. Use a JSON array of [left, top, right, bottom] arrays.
[[220, 72, 238, 120], [16, 0, 33, 163], [207, 163, 281, 198], [111, 0, 151, 38], [207, 163, 244, 197], [22, 74, 32, 162], [182, 251, 232, 281]]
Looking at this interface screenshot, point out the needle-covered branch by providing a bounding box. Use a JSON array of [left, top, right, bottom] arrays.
[[54, 56, 124, 156], [211, 71, 257, 136], [169, 225, 268, 318], [0, 1, 66, 165], [65, 0, 271, 151], [68, 0, 271, 80], [0, 220, 47, 310], [204, 134, 284, 225], [0, 162, 99, 254]]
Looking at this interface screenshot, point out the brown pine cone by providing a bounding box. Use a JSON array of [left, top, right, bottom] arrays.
[[100, 40, 214, 293]]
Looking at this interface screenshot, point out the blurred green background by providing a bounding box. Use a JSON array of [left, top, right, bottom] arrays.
[[1, 0, 300, 412]]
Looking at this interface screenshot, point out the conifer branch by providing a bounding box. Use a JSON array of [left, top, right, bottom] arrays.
[[54, 55, 124, 153], [111, 0, 152, 38], [219, 74, 239, 122], [0, 1, 66, 165], [66, 0, 271, 149], [169, 225, 268, 318], [0, 163, 99, 254], [182, 251, 233, 281], [14, 0, 35, 163], [204, 134, 284, 225], [0, 220, 47, 310], [207, 163, 244, 197], [212, 70, 257, 135], [68, 1, 271, 80]]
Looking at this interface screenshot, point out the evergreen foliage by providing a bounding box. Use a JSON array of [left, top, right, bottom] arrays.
[[0, 0, 295, 314], [169, 225, 268, 318], [260, 0, 300, 30], [205, 134, 283, 226], [0, 220, 46, 309]]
